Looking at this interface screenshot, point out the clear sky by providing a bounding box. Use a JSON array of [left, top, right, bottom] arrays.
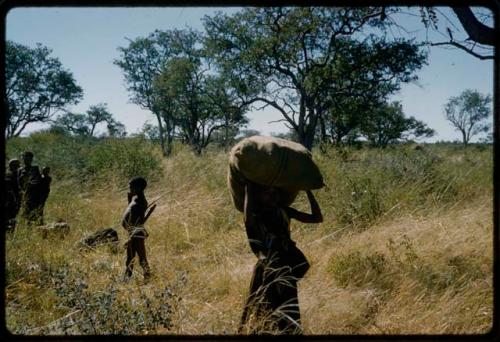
[[5, 6, 494, 142]]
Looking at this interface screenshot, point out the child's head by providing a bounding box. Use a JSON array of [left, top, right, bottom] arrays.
[[129, 177, 147, 195], [22, 151, 34, 166], [42, 166, 51, 176], [8, 158, 20, 172]]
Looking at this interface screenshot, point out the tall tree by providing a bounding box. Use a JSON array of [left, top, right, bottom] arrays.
[[321, 98, 367, 145], [5, 41, 83, 138], [444, 89, 492, 147], [204, 7, 427, 149], [361, 101, 435, 148], [114, 28, 202, 156], [153, 57, 248, 154], [203, 74, 249, 149]]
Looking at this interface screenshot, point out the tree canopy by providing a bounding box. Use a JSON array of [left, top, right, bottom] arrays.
[[51, 104, 126, 138], [203, 7, 428, 149], [114, 29, 205, 155], [5, 40, 83, 138], [360, 101, 435, 148], [152, 56, 248, 153]]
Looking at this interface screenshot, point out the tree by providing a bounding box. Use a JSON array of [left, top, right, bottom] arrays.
[[361, 101, 435, 148], [321, 97, 370, 146], [139, 121, 161, 142], [204, 7, 427, 150], [114, 28, 202, 156], [444, 89, 491, 147], [203, 73, 249, 149], [152, 57, 248, 154], [5, 40, 83, 138], [51, 112, 89, 136], [51, 103, 126, 137], [106, 121, 127, 138]]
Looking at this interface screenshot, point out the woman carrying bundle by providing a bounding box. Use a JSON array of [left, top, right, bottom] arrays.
[[239, 182, 322, 334]]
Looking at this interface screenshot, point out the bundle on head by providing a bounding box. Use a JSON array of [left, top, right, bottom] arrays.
[[228, 135, 324, 212]]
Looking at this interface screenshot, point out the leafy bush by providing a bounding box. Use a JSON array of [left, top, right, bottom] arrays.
[[86, 136, 163, 182], [6, 132, 163, 187]]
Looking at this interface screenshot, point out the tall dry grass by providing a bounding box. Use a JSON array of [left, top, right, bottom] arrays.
[[4, 141, 494, 335]]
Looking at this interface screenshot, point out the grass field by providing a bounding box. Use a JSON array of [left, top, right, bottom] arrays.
[[4, 138, 494, 335]]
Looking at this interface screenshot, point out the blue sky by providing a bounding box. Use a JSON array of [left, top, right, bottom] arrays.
[[6, 7, 494, 142]]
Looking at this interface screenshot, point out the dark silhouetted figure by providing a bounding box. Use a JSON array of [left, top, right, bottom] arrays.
[[38, 166, 52, 224], [122, 177, 155, 280], [239, 183, 323, 335], [4, 159, 21, 231], [18, 151, 43, 225]]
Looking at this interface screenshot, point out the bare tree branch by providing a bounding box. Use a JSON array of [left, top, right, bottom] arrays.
[[431, 41, 494, 60]]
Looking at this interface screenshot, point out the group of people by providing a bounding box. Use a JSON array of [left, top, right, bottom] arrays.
[[125, 175, 322, 335], [4, 151, 52, 231]]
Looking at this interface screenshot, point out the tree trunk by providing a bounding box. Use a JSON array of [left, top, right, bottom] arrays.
[[155, 113, 167, 157], [164, 116, 174, 157], [318, 113, 328, 153], [461, 130, 468, 147], [301, 120, 316, 151], [224, 115, 229, 151]]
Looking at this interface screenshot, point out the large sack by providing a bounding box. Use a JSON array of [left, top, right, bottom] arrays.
[[228, 135, 324, 212]]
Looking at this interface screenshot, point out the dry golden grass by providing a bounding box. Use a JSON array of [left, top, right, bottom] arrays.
[[5, 144, 494, 335]]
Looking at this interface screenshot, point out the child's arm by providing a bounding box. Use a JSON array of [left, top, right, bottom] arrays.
[[285, 190, 323, 223]]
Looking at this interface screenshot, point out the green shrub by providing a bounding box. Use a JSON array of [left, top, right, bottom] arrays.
[[86, 136, 163, 183], [6, 133, 163, 187]]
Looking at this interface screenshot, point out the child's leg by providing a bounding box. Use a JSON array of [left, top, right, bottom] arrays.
[[125, 239, 136, 277], [135, 238, 151, 278]]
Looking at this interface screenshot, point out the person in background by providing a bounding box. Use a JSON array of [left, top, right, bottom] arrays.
[[4, 158, 21, 231], [37, 166, 52, 225], [18, 151, 42, 225]]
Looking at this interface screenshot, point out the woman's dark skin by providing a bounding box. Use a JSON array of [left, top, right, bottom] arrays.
[[240, 182, 322, 334]]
